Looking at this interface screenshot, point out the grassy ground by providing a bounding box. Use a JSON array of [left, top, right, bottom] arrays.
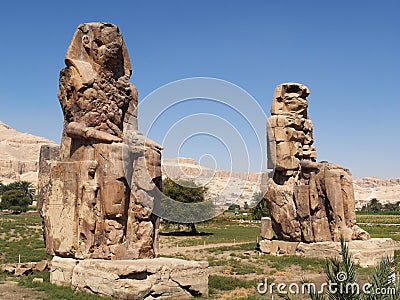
[[0, 212, 50, 264], [0, 270, 111, 299], [1, 211, 399, 299], [160, 222, 260, 247]]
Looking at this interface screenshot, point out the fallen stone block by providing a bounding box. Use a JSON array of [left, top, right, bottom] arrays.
[[50, 256, 209, 299]]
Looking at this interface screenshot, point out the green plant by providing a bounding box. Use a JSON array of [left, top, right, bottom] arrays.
[[0, 189, 32, 213], [309, 238, 399, 300], [362, 198, 383, 213], [324, 238, 358, 300], [0, 181, 35, 199], [18, 271, 112, 299], [228, 203, 241, 211], [161, 177, 213, 234], [258, 254, 325, 272], [208, 275, 258, 291], [0, 213, 50, 264], [250, 192, 269, 220]]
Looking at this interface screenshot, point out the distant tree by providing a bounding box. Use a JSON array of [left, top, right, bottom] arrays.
[[367, 198, 383, 212], [4, 181, 35, 200], [227, 203, 240, 211], [162, 177, 212, 234], [0, 189, 32, 213], [383, 202, 399, 212], [251, 191, 269, 220], [18, 181, 35, 201]]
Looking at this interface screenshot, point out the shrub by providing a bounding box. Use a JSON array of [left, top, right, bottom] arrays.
[[251, 192, 269, 220], [0, 189, 32, 213]]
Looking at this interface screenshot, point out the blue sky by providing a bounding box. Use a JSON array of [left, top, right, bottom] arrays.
[[0, 1, 399, 178]]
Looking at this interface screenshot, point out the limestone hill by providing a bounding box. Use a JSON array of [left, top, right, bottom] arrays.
[[0, 121, 57, 185]]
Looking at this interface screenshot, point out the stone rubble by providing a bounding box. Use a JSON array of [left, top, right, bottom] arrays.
[[0, 260, 48, 276]]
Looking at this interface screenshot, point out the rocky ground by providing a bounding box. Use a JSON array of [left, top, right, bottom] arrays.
[[0, 280, 46, 299]]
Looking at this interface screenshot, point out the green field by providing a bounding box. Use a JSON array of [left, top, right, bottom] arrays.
[[356, 212, 400, 241], [0, 213, 50, 264], [161, 222, 261, 247], [356, 213, 400, 224]]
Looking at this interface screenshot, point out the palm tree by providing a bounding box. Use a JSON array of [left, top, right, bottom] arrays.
[[0, 181, 4, 195], [309, 238, 398, 300], [14, 181, 35, 201]]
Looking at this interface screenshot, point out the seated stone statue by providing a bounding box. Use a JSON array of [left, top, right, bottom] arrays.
[[264, 83, 369, 242], [39, 23, 162, 260]]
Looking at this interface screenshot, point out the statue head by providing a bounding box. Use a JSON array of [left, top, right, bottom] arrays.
[[65, 22, 132, 81]]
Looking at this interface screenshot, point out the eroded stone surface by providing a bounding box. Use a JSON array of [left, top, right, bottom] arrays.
[[264, 83, 369, 242], [296, 238, 399, 267], [50, 256, 209, 299], [38, 22, 162, 260], [0, 260, 49, 276], [260, 217, 273, 240]]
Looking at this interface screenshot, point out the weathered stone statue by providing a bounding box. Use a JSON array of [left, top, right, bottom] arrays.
[[37, 22, 208, 299], [39, 22, 162, 260], [264, 83, 369, 242]]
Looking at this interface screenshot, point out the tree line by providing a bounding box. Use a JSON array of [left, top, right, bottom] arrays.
[[361, 198, 400, 212]]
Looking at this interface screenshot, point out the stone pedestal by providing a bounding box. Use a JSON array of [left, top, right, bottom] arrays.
[[259, 240, 299, 255], [259, 238, 399, 268], [296, 238, 399, 268], [50, 256, 209, 299]]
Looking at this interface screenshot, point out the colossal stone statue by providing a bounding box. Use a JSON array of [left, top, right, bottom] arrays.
[[264, 83, 369, 242], [38, 22, 162, 260]]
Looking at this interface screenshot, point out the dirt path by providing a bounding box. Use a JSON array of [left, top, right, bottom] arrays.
[[159, 241, 249, 255], [0, 279, 46, 300]]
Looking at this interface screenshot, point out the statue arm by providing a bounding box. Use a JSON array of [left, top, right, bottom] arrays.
[[66, 122, 122, 143]]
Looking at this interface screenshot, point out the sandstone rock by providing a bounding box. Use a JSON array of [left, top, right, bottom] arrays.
[[264, 83, 370, 243], [1, 264, 16, 274], [260, 238, 399, 267], [269, 240, 299, 255], [51, 257, 77, 287], [39, 22, 162, 260], [32, 278, 44, 284], [35, 260, 48, 272], [296, 238, 399, 267], [259, 240, 271, 253], [50, 256, 208, 299], [38, 22, 209, 300], [14, 266, 30, 277], [260, 217, 273, 240], [0, 260, 49, 275], [265, 180, 301, 241]]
